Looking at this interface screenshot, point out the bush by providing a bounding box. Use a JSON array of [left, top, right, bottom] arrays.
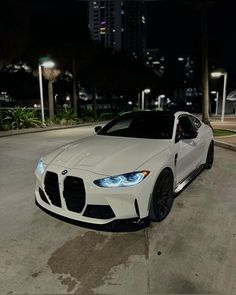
[[98, 112, 114, 121], [57, 108, 77, 124], [4, 107, 41, 129]]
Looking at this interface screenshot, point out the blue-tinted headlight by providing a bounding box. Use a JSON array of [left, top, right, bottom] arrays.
[[94, 171, 149, 188], [37, 158, 44, 175]]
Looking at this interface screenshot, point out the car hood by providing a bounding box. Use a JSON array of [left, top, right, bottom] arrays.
[[44, 135, 171, 175]]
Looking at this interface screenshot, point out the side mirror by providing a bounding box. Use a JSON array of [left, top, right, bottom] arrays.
[[180, 130, 198, 140], [94, 126, 102, 133]]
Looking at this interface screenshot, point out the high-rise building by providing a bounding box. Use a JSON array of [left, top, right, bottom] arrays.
[[88, 0, 147, 58]]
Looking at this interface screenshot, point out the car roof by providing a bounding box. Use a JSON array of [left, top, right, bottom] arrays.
[[119, 110, 188, 117]]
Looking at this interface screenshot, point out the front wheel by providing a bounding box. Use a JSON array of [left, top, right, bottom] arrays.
[[205, 141, 214, 169], [149, 169, 174, 222]]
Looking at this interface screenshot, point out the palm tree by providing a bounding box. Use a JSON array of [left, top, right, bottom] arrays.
[[43, 68, 60, 119], [178, 0, 216, 125]]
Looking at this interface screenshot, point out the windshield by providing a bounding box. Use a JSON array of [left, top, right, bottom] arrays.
[[98, 113, 174, 139]]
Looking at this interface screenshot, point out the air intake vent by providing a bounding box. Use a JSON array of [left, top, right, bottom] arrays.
[[44, 172, 61, 207]]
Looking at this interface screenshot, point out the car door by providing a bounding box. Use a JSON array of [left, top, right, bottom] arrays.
[[175, 115, 203, 184]]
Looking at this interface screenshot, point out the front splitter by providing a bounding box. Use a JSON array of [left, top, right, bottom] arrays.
[[35, 199, 150, 232]]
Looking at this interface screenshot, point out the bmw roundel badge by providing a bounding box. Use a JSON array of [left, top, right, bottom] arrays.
[[62, 170, 68, 175]]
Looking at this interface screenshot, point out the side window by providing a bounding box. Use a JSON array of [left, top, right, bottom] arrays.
[[190, 116, 201, 130], [177, 116, 194, 136]]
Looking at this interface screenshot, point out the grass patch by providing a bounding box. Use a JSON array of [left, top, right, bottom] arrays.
[[213, 129, 236, 137]]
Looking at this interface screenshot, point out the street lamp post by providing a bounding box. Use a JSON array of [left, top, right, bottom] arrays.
[[38, 59, 55, 127], [38, 64, 45, 126], [211, 71, 228, 122], [141, 88, 151, 110]]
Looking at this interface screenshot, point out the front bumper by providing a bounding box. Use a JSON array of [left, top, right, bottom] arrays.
[[35, 166, 152, 226], [35, 198, 149, 231]]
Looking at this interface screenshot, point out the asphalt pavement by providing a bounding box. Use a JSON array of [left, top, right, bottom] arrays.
[[0, 126, 236, 294]]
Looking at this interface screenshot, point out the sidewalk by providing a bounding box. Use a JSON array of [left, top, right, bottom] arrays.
[[211, 116, 236, 152]]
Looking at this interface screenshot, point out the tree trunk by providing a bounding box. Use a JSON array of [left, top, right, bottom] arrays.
[[48, 80, 54, 119], [0, 100, 3, 130], [92, 85, 97, 113], [201, 0, 211, 126], [72, 57, 78, 117]]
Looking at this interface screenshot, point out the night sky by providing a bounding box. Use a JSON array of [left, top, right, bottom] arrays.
[[1, 0, 236, 93], [146, 0, 236, 91]]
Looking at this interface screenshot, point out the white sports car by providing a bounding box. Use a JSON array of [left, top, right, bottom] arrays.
[[35, 111, 214, 229]]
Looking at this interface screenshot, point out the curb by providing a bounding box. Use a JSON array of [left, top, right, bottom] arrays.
[[214, 140, 236, 152], [0, 121, 108, 138]]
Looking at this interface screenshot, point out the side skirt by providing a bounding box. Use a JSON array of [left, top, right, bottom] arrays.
[[174, 165, 204, 195]]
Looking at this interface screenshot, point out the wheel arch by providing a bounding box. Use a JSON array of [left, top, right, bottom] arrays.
[[147, 166, 174, 211]]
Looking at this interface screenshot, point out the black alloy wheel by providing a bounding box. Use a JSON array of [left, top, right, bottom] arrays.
[[149, 169, 174, 222], [205, 141, 214, 169]]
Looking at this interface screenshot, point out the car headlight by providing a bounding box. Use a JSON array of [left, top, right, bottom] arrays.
[[94, 171, 150, 188], [37, 158, 44, 176]]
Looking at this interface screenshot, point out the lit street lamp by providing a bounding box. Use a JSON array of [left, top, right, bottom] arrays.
[[38, 58, 55, 126], [211, 90, 219, 116], [141, 88, 151, 110], [211, 71, 227, 122]]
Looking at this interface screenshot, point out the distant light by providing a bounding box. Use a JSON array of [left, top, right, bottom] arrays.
[[186, 102, 192, 106], [178, 57, 184, 61], [128, 101, 133, 105], [66, 96, 70, 101], [152, 61, 160, 65], [41, 61, 55, 68], [211, 72, 223, 78], [211, 91, 217, 94], [144, 89, 151, 94], [159, 94, 165, 99], [154, 101, 159, 106], [33, 104, 38, 108]]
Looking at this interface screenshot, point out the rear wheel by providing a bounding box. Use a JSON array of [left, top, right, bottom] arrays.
[[149, 169, 174, 222], [205, 141, 214, 169]]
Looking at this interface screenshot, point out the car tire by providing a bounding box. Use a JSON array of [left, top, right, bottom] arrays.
[[205, 140, 214, 169], [149, 169, 174, 222]]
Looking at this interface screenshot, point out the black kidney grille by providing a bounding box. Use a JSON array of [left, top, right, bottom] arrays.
[[63, 176, 86, 213], [44, 172, 61, 207]]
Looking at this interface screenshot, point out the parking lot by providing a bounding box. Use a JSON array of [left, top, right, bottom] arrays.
[[0, 126, 236, 294]]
